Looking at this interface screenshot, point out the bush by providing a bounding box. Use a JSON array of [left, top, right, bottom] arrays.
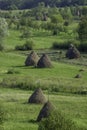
[[0, 44, 4, 51], [20, 29, 32, 38], [24, 39, 34, 50], [64, 21, 69, 26], [78, 41, 87, 52], [52, 40, 80, 50], [0, 104, 5, 130], [38, 110, 78, 130], [53, 29, 58, 35], [7, 69, 19, 74], [15, 39, 34, 51]]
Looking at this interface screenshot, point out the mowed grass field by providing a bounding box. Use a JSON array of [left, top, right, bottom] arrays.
[[0, 50, 87, 130], [0, 22, 87, 130], [0, 88, 87, 130]]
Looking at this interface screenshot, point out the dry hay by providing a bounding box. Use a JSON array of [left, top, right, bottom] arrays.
[[28, 88, 46, 104], [66, 44, 80, 59], [74, 74, 81, 78], [37, 101, 54, 121], [25, 51, 39, 66], [79, 69, 84, 72], [37, 54, 52, 68]]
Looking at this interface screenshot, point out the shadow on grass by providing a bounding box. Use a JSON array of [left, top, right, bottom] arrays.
[[28, 119, 37, 124], [20, 119, 37, 124]]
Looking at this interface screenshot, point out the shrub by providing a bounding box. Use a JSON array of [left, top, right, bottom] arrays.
[[52, 41, 68, 49], [24, 39, 34, 50], [0, 104, 5, 130], [52, 40, 80, 50], [78, 41, 87, 52], [38, 110, 78, 130], [15, 39, 34, 51], [53, 29, 58, 35], [64, 21, 69, 26], [0, 44, 4, 51], [20, 29, 32, 38], [7, 69, 19, 74]]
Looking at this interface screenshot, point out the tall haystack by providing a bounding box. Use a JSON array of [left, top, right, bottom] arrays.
[[28, 88, 46, 104], [37, 54, 52, 68], [25, 51, 39, 66], [37, 101, 54, 121], [66, 44, 80, 59]]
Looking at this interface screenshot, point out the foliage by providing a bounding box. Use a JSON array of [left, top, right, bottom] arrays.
[[20, 29, 32, 38], [0, 104, 5, 130], [0, 18, 8, 39], [38, 110, 78, 130], [82, 6, 87, 16], [7, 69, 19, 74], [0, 0, 87, 10], [51, 14, 64, 24], [15, 39, 34, 50], [52, 40, 80, 50], [78, 41, 87, 52], [0, 88, 87, 130], [0, 44, 4, 51], [78, 16, 87, 41]]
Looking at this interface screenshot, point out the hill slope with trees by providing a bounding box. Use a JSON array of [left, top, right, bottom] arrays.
[[0, 0, 87, 10]]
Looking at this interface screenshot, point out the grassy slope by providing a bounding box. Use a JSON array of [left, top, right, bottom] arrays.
[[0, 51, 87, 91], [4, 22, 78, 50], [0, 22, 87, 130], [0, 88, 87, 130], [0, 51, 87, 130]]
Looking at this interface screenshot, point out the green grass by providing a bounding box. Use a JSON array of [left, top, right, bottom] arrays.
[[0, 20, 87, 130], [0, 88, 87, 130], [0, 51, 87, 94], [4, 24, 78, 50]]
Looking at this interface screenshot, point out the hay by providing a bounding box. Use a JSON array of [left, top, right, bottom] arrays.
[[25, 51, 39, 66], [28, 88, 46, 104], [37, 54, 52, 68], [37, 101, 54, 121], [74, 74, 81, 78], [66, 44, 80, 59]]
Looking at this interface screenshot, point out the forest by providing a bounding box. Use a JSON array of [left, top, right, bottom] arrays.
[[0, 0, 87, 10]]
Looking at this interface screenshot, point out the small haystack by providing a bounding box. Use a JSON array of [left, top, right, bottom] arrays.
[[28, 88, 46, 104], [66, 44, 80, 59], [25, 51, 39, 66], [79, 69, 84, 72], [37, 101, 54, 121], [37, 54, 52, 68], [75, 74, 81, 78]]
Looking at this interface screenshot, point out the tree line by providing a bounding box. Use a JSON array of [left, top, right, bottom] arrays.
[[0, 0, 87, 10]]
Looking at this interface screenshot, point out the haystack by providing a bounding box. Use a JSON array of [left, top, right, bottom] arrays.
[[66, 44, 80, 59], [75, 74, 81, 78], [37, 54, 52, 68], [37, 101, 54, 121], [25, 51, 39, 66], [28, 88, 46, 104]]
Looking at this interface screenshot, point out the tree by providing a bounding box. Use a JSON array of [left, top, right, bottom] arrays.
[[0, 18, 8, 39], [0, 18, 8, 50], [60, 7, 73, 21], [78, 16, 87, 41], [51, 14, 64, 25], [38, 110, 78, 130], [82, 6, 87, 16]]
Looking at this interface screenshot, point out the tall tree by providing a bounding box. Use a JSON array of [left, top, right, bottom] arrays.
[[0, 18, 8, 49], [78, 16, 87, 41]]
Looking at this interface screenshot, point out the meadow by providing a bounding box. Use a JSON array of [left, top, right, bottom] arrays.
[[0, 20, 87, 130]]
